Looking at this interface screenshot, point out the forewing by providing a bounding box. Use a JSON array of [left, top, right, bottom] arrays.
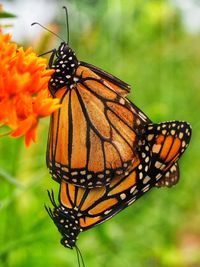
[[80, 61, 131, 97]]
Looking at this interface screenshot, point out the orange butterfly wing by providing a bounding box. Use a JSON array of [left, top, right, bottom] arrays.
[[47, 65, 148, 188], [80, 61, 131, 97]]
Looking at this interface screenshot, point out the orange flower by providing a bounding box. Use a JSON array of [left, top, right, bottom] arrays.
[[0, 33, 61, 146]]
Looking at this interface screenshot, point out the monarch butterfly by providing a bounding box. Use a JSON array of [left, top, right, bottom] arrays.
[[46, 121, 191, 248], [41, 8, 180, 189], [44, 8, 152, 188]]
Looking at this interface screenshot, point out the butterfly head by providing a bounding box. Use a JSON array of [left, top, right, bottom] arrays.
[[49, 42, 79, 93]]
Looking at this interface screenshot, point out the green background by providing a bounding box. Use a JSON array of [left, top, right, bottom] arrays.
[[0, 0, 199, 266]]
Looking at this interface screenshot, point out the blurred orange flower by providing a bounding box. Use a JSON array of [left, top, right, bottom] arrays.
[[0, 33, 60, 146]]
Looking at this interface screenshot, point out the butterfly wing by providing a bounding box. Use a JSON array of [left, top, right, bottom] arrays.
[[80, 61, 130, 97], [127, 102, 181, 188], [155, 163, 179, 188], [47, 65, 149, 188], [144, 121, 191, 182]]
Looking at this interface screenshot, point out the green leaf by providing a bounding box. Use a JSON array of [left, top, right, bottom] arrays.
[[0, 11, 17, 18]]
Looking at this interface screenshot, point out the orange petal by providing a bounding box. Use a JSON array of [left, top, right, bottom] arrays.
[[24, 125, 37, 147], [11, 115, 37, 138]]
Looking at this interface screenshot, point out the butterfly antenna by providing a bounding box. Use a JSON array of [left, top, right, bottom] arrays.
[[31, 22, 65, 42], [63, 6, 70, 44], [75, 245, 86, 267], [75, 245, 81, 267]]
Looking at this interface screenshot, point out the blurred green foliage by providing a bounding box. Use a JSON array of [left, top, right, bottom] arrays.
[[0, 0, 200, 267], [0, 11, 16, 19]]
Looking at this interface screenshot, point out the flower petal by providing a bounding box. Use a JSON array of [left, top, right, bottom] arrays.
[[0, 33, 60, 146]]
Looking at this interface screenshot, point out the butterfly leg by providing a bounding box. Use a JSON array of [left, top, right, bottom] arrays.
[[48, 49, 57, 68]]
